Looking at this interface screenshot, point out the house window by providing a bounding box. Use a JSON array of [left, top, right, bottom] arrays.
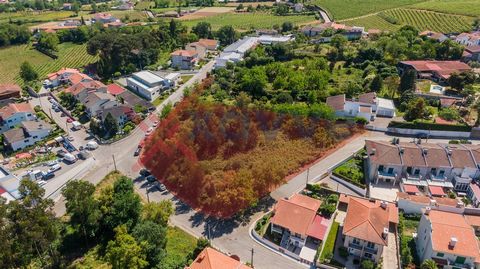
[[33, 136, 38, 139], [455, 256, 466, 264], [378, 165, 384, 172], [437, 252, 444, 257], [352, 238, 360, 245], [364, 253, 373, 259], [388, 168, 394, 174], [431, 168, 437, 175], [407, 167, 412, 174], [366, 242, 375, 249], [414, 169, 420, 175]]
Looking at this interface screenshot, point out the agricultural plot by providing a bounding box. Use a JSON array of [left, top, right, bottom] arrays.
[[0, 43, 97, 84], [180, 12, 316, 30], [312, 0, 426, 20], [342, 14, 400, 31], [134, 1, 155, 10], [410, 0, 480, 17], [0, 10, 76, 24], [382, 9, 474, 33]]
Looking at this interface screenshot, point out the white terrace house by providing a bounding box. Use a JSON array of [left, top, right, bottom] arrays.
[[365, 140, 480, 195]]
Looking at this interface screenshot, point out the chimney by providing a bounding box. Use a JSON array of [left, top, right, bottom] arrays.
[[380, 201, 388, 209], [425, 206, 431, 215], [382, 227, 389, 239], [449, 237, 458, 248]]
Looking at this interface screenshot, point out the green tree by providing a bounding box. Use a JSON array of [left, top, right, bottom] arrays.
[[399, 69, 416, 93], [90, 118, 103, 137], [420, 259, 438, 269], [448, 71, 477, 91], [62, 180, 101, 245], [404, 98, 430, 121], [106, 225, 148, 269], [103, 112, 119, 137], [275, 4, 289, 15], [189, 237, 210, 260], [160, 103, 172, 119], [236, 3, 243, 10], [361, 259, 375, 269], [192, 22, 212, 39], [216, 25, 237, 46], [281, 21, 293, 33], [132, 220, 167, 266], [20, 61, 38, 82], [370, 75, 383, 92], [0, 198, 13, 268], [7, 179, 59, 267], [103, 176, 142, 232], [141, 200, 173, 226], [240, 66, 267, 97]]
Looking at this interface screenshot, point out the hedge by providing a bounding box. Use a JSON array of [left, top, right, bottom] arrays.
[[388, 121, 472, 132], [320, 221, 340, 262]]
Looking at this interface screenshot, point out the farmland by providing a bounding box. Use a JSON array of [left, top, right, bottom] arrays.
[[411, 0, 480, 17], [134, 0, 155, 10], [180, 12, 317, 31], [312, 0, 426, 20], [343, 8, 474, 33], [0, 10, 76, 24], [0, 43, 97, 84]]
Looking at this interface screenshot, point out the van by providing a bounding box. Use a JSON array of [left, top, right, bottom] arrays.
[[63, 153, 77, 164], [86, 141, 98, 150]]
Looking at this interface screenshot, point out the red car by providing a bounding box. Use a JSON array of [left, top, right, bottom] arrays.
[[66, 118, 73, 123]]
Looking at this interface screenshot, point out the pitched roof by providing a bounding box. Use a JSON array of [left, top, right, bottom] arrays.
[[65, 80, 106, 96], [107, 84, 126, 96], [3, 128, 26, 143], [0, 84, 21, 96], [358, 92, 376, 104], [68, 72, 92, 85], [440, 144, 476, 168], [464, 214, 480, 227], [343, 196, 398, 246], [326, 94, 345, 111], [396, 192, 459, 207], [400, 61, 471, 77], [0, 103, 33, 120], [271, 194, 322, 236], [365, 140, 402, 166], [419, 143, 451, 167], [426, 210, 480, 259], [398, 142, 427, 167], [466, 45, 480, 54], [171, 49, 198, 57], [186, 247, 250, 269], [47, 68, 80, 80], [198, 39, 218, 48]]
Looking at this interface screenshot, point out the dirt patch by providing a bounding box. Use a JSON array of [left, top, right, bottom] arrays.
[[179, 7, 235, 20], [225, 1, 275, 7]]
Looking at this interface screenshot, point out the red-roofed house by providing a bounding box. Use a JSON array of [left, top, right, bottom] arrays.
[[0, 103, 35, 132], [462, 45, 480, 62], [47, 68, 92, 87], [270, 194, 327, 247], [398, 60, 472, 83], [65, 80, 108, 103], [0, 84, 21, 100], [185, 247, 250, 269], [342, 196, 398, 262], [171, 50, 198, 70], [107, 83, 126, 96]]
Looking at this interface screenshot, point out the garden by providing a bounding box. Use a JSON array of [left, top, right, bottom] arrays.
[[399, 213, 421, 268], [332, 151, 366, 189]]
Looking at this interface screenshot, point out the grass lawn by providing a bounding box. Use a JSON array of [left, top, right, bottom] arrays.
[[0, 42, 97, 85], [161, 226, 197, 269], [320, 221, 339, 261], [135, 1, 155, 10], [411, 0, 480, 17], [312, 0, 426, 20], [67, 246, 111, 269], [179, 12, 317, 31], [332, 154, 365, 188]]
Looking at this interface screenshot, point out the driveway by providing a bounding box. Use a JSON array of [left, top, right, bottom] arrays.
[[383, 231, 399, 269]]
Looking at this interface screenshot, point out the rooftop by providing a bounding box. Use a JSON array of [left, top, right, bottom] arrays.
[[358, 92, 376, 104], [21, 120, 52, 132], [223, 36, 258, 55], [171, 49, 198, 57], [0, 84, 21, 96], [400, 61, 472, 77], [3, 128, 26, 143], [132, 71, 165, 86], [326, 94, 345, 111], [107, 83, 126, 96], [186, 247, 250, 269], [0, 103, 33, 120]]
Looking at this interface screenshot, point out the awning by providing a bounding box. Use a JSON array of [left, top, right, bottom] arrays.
[[306, 215, 328, 240], [15, 153, 32, 159], [429, 186, 446, 197], [403, 184, 420, 194]]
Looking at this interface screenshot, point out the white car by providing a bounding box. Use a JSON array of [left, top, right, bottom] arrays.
[[67, 136, 74, 141], [46, 160, 58, 166], [86, 141, 99, 150], [47, 164, 61, 173], [145, 127, 153, 136]]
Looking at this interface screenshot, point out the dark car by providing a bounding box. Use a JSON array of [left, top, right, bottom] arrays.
[[145, 175, 157, 183], [134, 147, 141, 157], [139, 168, 150, 177], [56, 149, 67, 158]]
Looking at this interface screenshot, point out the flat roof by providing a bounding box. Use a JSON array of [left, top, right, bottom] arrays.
[[377, 98, 395, 110], [127, 77, 159, 93], [223, 37, 258, 54], [132, 71, 164, 86]]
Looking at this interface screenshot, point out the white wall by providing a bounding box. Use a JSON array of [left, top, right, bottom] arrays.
[[397, 200, 464, 215], [388, 128, 471, 138], [3, 112, 36, 130]]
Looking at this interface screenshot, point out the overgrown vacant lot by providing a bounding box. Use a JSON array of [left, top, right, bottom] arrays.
[[313, 0, 426, 20], [0, 43, 97, 84], [344, 8, 473, 33], [141, 79, 359, 217], [411, 0, 480, 17], [180, 12, 316, 31]]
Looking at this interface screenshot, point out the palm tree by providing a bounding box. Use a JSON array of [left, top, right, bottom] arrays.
[[421, 259, 438, 269]]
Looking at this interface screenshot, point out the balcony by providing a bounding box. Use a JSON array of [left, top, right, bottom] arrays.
[[378, 170, 397, 180], [349, 242, 362, 251], [364, 246, 378, 255]]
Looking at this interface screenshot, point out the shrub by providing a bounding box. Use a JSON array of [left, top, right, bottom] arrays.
[[339, 246, 348, 258], [319, 203, 336, 217], [361, 259, 375, 269], [327, 194, 339, 204], [354, 116, 368, 125], [438, 108, 460, 121]]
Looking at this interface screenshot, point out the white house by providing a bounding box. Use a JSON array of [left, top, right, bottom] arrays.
[[0, 103, 35, 132], [0, 166, 21, 202], [416, 210, 480, 268], [171, 50, 198, 70], [126, 71, 175, 101], [396, 192, 464, 215], [455, 32, 480, 47], [83, 92, 118, 117], [326, 92, 395, 121], [3, 120, 52, 151]]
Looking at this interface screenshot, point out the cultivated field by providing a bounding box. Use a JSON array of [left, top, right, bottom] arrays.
[[0, 10, 76, 24], [343, 8, 473, 33], [312, 0, 426, 20], [224, 1, 275, 7], [178, 7, 235, 20], [411, 0, 480, 17], [0, 43, 97, 84], [134, 0, 155, 10], [180, 12, 317, 30]]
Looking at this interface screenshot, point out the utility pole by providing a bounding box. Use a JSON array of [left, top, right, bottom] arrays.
[[305, 167, 310, 187], [146, 189, 150, 203], [250, 247, 254, 268], [112, 154, 117, 171]]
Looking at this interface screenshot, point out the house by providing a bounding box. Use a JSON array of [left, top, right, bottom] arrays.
[[83, 92, 117, 117], [62, 3, 72, 10], [257, 35, 295, 45], [467, 183, 480, 207], [185, 43, 207, 59], [97, 105, 133, 127], [256, 29, 279, 36], [398, 60, 472, 83], [3, 119, 52, 151], [301, 22, 364, 40], [0, 84, 21, 100], [0, 166, 21, 202], [396, 192, 463, 215], [65, 80, 108, 103], [0, 103, 35, 132], [47, 68, 92, 87], [106, 83, 126, 97], [117, 90, 154, 112], [366, 140, 480, 195], [462, 45, 480, 62], [270, 194, 328, 264], [326, 92, 395, 121], [420, 31, 448, 42], [126, 71, 174, 101], [197, 39, 218, 51], [171, 50, 198, 70], [185, 247, 250, 269], [342, 196, 398, 262], [93, 13, 119, 24], [455, 32, 480, 47], [215, 37, 259, 69], [416, 210, 480, 268]]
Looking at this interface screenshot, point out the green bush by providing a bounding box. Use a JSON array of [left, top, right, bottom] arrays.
[[354, 116, 368, 125], [388, 121, 471, 132], [333, 157, 365, 187], [320, 203, 336, 217], [361, 259, 375, 269], [339, 246, 348, 258]]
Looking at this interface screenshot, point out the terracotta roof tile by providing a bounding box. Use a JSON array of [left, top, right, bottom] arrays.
[[326, 94, 345, 111], [271, 194, 321, 236], [171, 49, 198, 57], [399, 142, 427, 167], [187, 247, 250, 269], [0, 103, 32, 120], [365, 140, 402, 166], [358, 92, 376, 104]]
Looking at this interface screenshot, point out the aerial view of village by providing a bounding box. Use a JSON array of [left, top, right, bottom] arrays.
[[2, 0, 480, 268]]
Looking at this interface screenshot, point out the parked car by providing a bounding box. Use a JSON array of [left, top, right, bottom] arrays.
[[153, 181, 166, 191], [145, 175, 157, 183], [67, 136, 74, 141], [134, 147, 141, 156], [86, 141, 98, 150], [46, 160, 58, 166], [56, 149, 67, 158], [77, 150, 90, 160], [47, 164, 61, 174], [153, 121, 159, 127], [54, 107, 61, 112], [67, 118, 73, 123], [63, 153, 77, 164], [139, 168, 150, 177], [145, 127, 153, 136]]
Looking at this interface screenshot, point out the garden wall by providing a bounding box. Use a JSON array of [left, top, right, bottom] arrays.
[[329, 174, 366, 197], [387, 127, 471, 138]]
